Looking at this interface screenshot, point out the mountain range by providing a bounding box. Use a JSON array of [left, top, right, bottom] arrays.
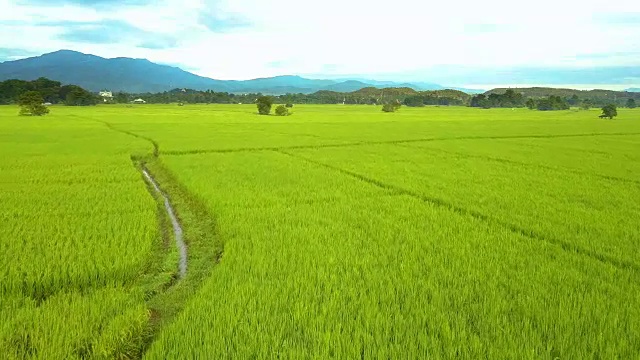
[[0, 50, 482, 94]]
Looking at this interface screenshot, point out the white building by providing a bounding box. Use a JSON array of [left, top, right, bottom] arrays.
[[132, 98, 146, 104], [99, 91, 113, 103]]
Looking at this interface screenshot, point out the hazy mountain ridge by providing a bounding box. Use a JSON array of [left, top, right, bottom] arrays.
[[0, 50, 476, 94]]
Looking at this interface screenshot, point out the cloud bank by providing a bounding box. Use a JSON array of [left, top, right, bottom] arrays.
[[1, 0, 639, 84]]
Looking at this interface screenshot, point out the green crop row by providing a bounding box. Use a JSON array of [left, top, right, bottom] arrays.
[[0, 111, 160, 358], [146, 146, 640, 358], [2, 104, 639, 358]]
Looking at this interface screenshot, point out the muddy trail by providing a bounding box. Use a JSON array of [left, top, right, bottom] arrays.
[[142, 168, 187, 279]]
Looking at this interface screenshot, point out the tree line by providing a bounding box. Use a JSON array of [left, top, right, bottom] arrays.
[[471, 89, 638, 109], [112, 87, 468, 106], [0, 78, 98, 106], [2, 77, 637, 113]]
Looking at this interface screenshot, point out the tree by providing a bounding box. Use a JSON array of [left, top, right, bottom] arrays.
[[537, 96, 569, 111], [580, 99, 592, 110], [488, 93, 502, 107], [275, 105, 289, 116], [567, 94, 580, 106], [525, 98, 536, 110], [626, 98, 637, 109], [256, 96, 273, 115], [115, 92, 129, 104], [471, 90, 524, 108], [502, 89, 524, 107], [63, 86, 98, 106], [18, 91, 49, 116], [601, 104, 617, 119], [470, 94, 492, 108], [404, 95, 425, 107]]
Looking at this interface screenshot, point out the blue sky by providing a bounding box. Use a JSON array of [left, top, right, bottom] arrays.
[[1, 0, 639, 87]]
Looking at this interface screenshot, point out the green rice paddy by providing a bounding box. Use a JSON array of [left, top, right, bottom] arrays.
[[2, 104, 639, 358]]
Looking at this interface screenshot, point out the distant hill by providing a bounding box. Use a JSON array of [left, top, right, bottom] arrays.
[[0, 50, 232, 93], [332, 78, 443, 90], [626, 88, 640, 92], [351, 87, 418, 96], [451, 87, 485, 94], [0, 50, 469, 94], [321, 80, 374, 92], [306, 87, 472, 105], [486, 87, 640, 101]]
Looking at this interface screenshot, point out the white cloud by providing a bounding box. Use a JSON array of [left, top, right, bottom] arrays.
[[1, 0, 639, 80]]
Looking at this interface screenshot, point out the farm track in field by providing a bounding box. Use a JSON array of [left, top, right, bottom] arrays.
[[277, 149, 640, 274], [398, 143, 640, 186], [161, 131, 640, 155]]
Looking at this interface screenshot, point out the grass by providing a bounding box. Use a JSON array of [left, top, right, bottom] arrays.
[[1, 104, 639, 358], [0, 107, 220, 358], [0, 112, 159, 358]]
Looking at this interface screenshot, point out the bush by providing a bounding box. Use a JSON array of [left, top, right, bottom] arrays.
[[382, 104, 396, 112], [275, 105, 289, 116], [601, 104, 617, 119], [382, 100, 401, 112], [256, 96, 273, 115], [285, 103, 294, 108]]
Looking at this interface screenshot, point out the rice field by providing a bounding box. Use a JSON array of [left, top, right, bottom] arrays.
[[0, 111, 159, 358], [2, 104, 640, 358]]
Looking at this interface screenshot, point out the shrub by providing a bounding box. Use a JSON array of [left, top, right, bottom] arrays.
[[285, 103, 294, 108], [382, 100, 401, 112], [275, 105, 289, 116], [382, 104, 396, 112]]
